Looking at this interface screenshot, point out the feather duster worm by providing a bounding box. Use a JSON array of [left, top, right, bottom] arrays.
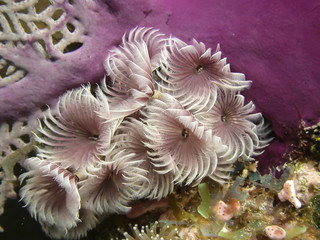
[[156, 38, 250, 112], [102, 27, 166, 120], [79, 149, 148, 215], [113, 118, 175, 200], [13, 26, 274, 239], [124, 27, 166, 70], [19, 157, 81, 232], [196, 88, 272, 162], [40, 209, 99, 240], [34, 85, 116, 173], [143, 93, 228, 185]]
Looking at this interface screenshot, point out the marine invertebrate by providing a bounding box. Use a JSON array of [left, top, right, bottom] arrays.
[[123, 27, 166, 70], [143, 93, 229, 185], [40, 208, 99, 240], [34, 85, 115, 173], [0, 114, 42, 231], [1, 3, 319, 179], [196, 87, 270, 162], [265, 225, 286, 240], [122, 221, 179, 240], [79, 149, 148, 215], [0, 115, 39, 179], [278, 180, 302, 209], [197, 178, 244, 223], [157, 38, 250, 112], [212, 199, 241, 221], [102, 27, 158, 121], [213, 200, 233, 221], [0, 0, 155, 120], [19, 157, 81, 232], [113, 118, 175, 200], [1, 25, 276, 239]]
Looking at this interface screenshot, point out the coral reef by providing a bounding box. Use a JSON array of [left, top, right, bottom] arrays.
[[1, 1, 320, 238], [1, 26, 272, 239], [102, 122, 320, 240], [0, 111, 43, 232]]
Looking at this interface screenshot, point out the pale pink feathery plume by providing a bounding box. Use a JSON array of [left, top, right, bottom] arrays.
[[250, 115, 274, 158], [79, 148, 148, 215], [124, 27, 166, 70], [19, 157, 81, 232], [207, 162, 237, 184], [102, 27, 166, 120], [142, 93, 228, 186], [40, 208, 99, 240], [156, 38, 250, 112], [34, 85, 118, 173], [113, 118, 175, 200], [196, 88, 272, 162]]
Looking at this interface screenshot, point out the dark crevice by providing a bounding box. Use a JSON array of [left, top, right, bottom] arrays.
[[3, 12, 16, 33], [49, 56, 59, 62], [40, 104, 50, 112], [0, 61, 9, 78], [19, 19, 31, 34], [104, 0, 119, 14], [51, 31, 63, 45], [17, 8, 28, 14], [181, 128, 189, 139], [27, 149, 36, 158], [63, 42, 83, 53], [34, 0, 51, 14], [20, 134, 30, 144], [166, 14, 172, 25], [7, 119, 14, 132], [51, 9, 64, 21], [66, 22, 75, 33], [143, 9, 152, 18], [33, 21, 48, 29], [34, 39, 49, 59], [10, 144, 18, 151]]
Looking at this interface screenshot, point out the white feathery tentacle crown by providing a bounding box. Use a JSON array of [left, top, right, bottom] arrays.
[[18, 26, 273, 239]]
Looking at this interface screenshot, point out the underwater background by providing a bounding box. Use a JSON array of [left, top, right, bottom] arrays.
[[1, 0, 320, 240]]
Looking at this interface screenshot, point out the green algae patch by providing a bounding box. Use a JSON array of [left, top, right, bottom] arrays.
[[310, 195, 320, 229], [285, 226, 307, 239], [167, 194, 198, 222], [197, 182, 211, 219], [218, 227, 252, 240]]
